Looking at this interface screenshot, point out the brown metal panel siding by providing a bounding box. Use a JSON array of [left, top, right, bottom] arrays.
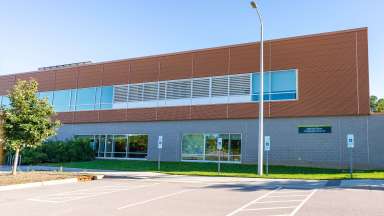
[[32, 71, 56, 91], [157, 106, 191, 121], [126, 108, 157, 121], [102, 61, 130, 86], [99, 109, 127, 122], [356, 30, 370, 115], [56, 112, 74, 123], [54, 68, 78, 90], [193, 48, 229, 77], [129, 58, 159, 84], [191, 105, 227, 120], [0, 75, 15, 95], [228, 103, 271, 119], [74, 111, 99, 123], [269, 31, 360, 118], [77, 65, 103, 88], [159, 53, 193, 80]]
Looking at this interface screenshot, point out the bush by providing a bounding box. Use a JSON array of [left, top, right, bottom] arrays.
[[20, 138, 95, 165]]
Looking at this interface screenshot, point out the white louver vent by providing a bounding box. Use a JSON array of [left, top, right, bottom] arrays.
[[113, 85, 128, 102], [166, 80, 191, 100], [192, 78, 210, 98], [158, 82, 166, 100], [143, 82, 158, 101], [229, 74, 251, 96], [211, 76, 229, 97], [128, 84, 143, 102]]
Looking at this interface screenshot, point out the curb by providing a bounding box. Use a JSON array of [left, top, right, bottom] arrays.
[[0, 178, 78, 192]]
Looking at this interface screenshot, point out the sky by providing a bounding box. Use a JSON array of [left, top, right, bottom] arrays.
[[0, 0, 383, 97]]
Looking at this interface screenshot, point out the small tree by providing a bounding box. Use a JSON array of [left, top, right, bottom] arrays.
[[377, 98, 384, 113], [0, 79, 60, 175], [370, 95, 378, 112]]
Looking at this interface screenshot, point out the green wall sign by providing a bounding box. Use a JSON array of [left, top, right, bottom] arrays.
[[298, 125, 332, 134]]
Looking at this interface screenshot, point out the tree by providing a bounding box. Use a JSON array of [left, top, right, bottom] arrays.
[[377, 98, 384, 113], [0, 79, 60, 175], [370, 95, 378, 112]]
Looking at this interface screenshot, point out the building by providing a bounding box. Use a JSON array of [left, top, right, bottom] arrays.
[[0, 27, 383, 168]]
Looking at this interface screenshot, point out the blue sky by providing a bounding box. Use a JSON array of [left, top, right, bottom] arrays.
[[0, 0, 383, 97]]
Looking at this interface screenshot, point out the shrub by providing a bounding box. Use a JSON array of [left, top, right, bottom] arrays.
[[20, 138, 95, 165]]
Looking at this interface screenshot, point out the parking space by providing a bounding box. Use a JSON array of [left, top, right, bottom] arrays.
[[0, 174, 383, 216]]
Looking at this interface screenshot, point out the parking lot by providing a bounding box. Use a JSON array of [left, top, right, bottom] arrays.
[[0, 173, 383, 216]]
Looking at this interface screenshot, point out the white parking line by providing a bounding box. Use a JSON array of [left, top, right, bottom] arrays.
[[242, 206, 297, 211], [289, 189, 317, 216], [117, 189, 196, 210], [255, 200, 304, 204], [268, 194, 309, 198], [28, 183, 160, 203], [225, 186, 282, 216]]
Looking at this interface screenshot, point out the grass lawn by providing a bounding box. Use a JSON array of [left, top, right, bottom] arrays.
[[50, 160, 384, 180]]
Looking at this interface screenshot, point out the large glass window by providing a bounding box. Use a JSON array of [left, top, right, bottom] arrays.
[[90, 134, 148, 159], [99, 86, 114, 110], [181, 134, 205, 160], [252, 69, 297, 101], [182, 133, 241, 162], [53, 90, 72, 112], [114, 135, 127, 158], [128, 134, 148, 158], [1, 96, 10, 107], [76, 87, 96, 111], [39, 91, 54, 105]]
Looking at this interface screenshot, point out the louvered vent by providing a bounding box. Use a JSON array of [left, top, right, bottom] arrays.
[[211, 76, 229, 97], [229, 74, 251, 95], [113, 85, 128, 102], [158, 82, 166, 100], [192, 78, 210, 98], [166, 80, 191, 100], [143, 82, 158, 101], [128, 84, 143, 102]]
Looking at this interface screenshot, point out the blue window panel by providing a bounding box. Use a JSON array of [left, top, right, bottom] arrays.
[[251, 94, 272, 102], [70, 89, 77, 111], [53, 90, 71, 112], [76, 105, 95, 111], [251, 72, 271, 94], [271, 70, 296, 92], [76, 87, 96, 105], [100, 86, 113, 104], [1, 96, 10, 107], [39, 91, 54, 104], [270, 92, 297, 100], [100, 104, 113, 110]]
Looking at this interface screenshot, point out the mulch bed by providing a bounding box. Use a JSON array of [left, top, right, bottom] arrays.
[[0, 171, 80, 186]]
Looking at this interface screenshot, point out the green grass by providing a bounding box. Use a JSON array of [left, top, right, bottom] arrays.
[[50, 160, 384, 180]]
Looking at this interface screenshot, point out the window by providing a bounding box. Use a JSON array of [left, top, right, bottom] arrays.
[[76, 87, 96, 111], [182, 133, 241, 162], [114, 85, 128, 103], [252, 69, 297, 101], [99, 86, 113, 109], [143, 83, 158, 101], [39, 91, 54, 105], [53, 90, 71, 112], [1, 96, 10, 107], [128, 84, 143, 102], [90, 134, 148, 159]]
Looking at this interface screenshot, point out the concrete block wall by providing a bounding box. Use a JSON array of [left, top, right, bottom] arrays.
[[56, 115, 384, 169]]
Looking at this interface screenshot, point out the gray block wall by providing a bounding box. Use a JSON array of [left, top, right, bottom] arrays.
[[56, 115, 384, 169]]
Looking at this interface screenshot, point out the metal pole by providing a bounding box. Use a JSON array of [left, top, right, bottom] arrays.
[[251, 1, 264, 176], [218, 150, 221, 174], [349, 148, 353, 178], [266, 150, 269, 176], [158, 149, 161, 171]]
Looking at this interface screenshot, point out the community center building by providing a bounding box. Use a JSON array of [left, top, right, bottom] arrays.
[[0, 27, 383, 168]]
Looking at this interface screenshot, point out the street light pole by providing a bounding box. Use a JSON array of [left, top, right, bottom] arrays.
[[250, 1, 264, 176]]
